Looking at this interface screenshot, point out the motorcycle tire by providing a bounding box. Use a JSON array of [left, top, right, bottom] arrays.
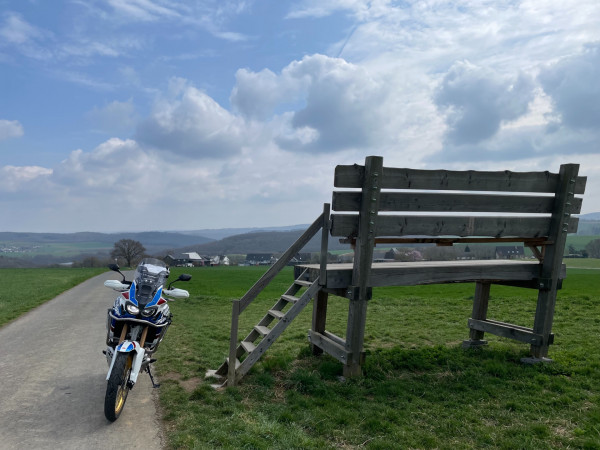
[[104, 352, 133, 422]]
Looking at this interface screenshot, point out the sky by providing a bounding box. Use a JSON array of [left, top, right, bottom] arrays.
[[0, 0, 598, 233]]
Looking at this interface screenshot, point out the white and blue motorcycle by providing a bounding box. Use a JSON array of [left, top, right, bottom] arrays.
[[103, 258, 191, 422]]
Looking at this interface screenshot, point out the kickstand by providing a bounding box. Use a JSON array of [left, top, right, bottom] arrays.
[[146, 365, 160, 388]]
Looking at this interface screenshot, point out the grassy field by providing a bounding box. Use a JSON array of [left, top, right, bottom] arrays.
[[0, 267, 105, 326], [0, 241, 113, 259], [157, 261, 600, 449], [0, 261, 597, 448]]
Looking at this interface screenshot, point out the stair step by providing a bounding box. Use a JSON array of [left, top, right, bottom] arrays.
[[281, 294, 299, 303], [268, 309, 285, 319], [254, 325, 271, 336], [294, 280, 312, 287], [241, 340, 257, 353], [205, 369, 223, 380]]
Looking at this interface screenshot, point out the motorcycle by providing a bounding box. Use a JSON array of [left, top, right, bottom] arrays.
[[103, 257, 191, 422]]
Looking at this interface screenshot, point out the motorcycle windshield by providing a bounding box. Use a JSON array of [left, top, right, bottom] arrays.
[[132, 258, 169, 307]]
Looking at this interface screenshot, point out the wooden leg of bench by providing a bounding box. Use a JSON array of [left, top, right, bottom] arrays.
[[463, 281, 490, 349], [344, 296, 368, 377], [526, 287, 557, 362], [311, 290, 328, 356]]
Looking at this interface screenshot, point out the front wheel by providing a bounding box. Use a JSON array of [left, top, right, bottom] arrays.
[[104, 352, 133, 422]]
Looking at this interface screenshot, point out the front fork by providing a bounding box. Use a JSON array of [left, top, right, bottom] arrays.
[[106, 324, 149, 387]]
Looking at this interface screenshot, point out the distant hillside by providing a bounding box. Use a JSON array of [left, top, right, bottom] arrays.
[[0, 231, 213, 249], [0, 231, 214, 266], [164, 229, 350, 256], [577, 220, 600, 236], [580, 212, 600, 221], [175, 224, 310, 241]]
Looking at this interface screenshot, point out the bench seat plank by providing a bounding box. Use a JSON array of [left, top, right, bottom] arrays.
[[297, 260, 565, 289]]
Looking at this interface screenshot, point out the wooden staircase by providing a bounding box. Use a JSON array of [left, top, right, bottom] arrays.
[[206, 270, 321, 387]]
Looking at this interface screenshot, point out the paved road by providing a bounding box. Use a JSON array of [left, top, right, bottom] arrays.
[[0, 271, 165, 449]]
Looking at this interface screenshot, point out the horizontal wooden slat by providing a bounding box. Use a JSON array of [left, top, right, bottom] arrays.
[[333, 192, 583, 214], [335, 164, 586, 194], [297, 260, 551, 289], [330, 214, 581, 238], [468, 319, 544, 345], [308, 330, 349, 364]]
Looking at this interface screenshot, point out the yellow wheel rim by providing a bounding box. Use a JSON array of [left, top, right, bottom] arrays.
[[114, 355, 133, 414]]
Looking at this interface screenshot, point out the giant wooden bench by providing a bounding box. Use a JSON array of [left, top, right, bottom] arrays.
[[301, 156, 586, 376], [209, 156, 585, 385]]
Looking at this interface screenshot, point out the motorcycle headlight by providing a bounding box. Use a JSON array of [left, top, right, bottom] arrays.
[[141, 306, 157, 317], [126, 303, 140, 315]]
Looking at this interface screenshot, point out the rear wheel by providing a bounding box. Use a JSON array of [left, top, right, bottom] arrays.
[[104, 352, 133, 422]]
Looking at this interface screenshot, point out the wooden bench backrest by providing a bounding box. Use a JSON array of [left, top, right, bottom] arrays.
[[331, 157, 586, 241], [330, 156, 586, 294]]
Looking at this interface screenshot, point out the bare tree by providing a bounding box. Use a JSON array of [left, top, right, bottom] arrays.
[[585, 238, 600, 258], [111, 239, 146, 267]]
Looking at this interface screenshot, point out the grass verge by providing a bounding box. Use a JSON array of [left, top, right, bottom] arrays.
[[0, 267, 105, 327], [156, 263, 600, 449]]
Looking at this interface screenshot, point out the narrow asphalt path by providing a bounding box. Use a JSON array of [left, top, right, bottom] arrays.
[[0, 271, 165, 449]]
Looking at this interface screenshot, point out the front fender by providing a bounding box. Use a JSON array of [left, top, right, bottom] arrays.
[[106, 340, 146, 385]]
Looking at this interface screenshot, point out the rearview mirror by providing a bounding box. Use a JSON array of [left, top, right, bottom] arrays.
[[108, 263, 126, 283], [168, 273, 192, 289]]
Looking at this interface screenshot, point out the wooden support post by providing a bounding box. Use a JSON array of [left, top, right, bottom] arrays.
[[344, 156, 383, 377], [311, 290, 328, 355], [463, 281, 490, 348], [227, 300, 240, 386], [319, 203, 330, 286], [527, 164, 580, 362]]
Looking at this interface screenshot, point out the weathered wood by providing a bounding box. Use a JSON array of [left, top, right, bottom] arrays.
[[344, 237, 550, 246], [320, 203, 330, 286], [468, 282, 490, 343], [331, 213, 578, 238], [335, 165, 586, 194], [468, 319, 544, 345], [239, 210, 326, 312], [311, 290, 328, 355], [298, 260, 548, 289], [308, 330, 349, 364], [531, 164, 580, 358], [333, 191, 583, 214], [236, 278, 321, 381], [227, 300, 240, 386], [346, 156, 383, 376]]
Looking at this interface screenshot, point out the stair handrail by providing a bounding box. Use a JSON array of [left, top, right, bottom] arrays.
[[238, 203, 330, 313], [227, 203, 330, 384]]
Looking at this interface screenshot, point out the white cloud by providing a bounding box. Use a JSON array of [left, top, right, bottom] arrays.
[[136, 78, 255, 158], [287, 0, 370, 19], [0, 12, 45, 45], [0, 12, 52, 60], [0, 165, 51, 192], [105, 0, 182, 22], [435, 61, 535, 145], [538, 43, 600, 130], [0, 119, 24, 141], [232, 54, 397, 154], [86, 99, 138, 134], [100, 0, 249, 41]]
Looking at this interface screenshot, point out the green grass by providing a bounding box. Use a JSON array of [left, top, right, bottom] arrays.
[[0, 267, 105, 326], [156, 263, 600, 449], [0, 241, 113, 259]]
